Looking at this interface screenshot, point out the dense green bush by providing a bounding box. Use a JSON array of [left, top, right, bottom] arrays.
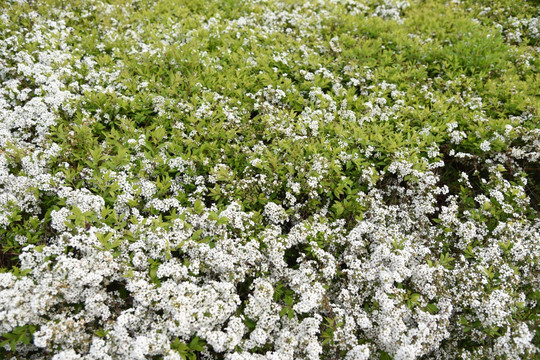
[[0, 0, 538, 359]]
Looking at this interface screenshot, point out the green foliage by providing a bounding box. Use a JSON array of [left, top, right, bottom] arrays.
[[171, 336, 207, 360], [1, 325, 37, 353], [0, 0, 539, 358]]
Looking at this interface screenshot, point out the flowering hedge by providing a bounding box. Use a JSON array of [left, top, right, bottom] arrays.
[[1, 0, 539, 359]]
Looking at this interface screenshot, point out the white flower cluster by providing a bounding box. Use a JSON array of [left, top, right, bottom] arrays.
[[0, 0, 538, 359]]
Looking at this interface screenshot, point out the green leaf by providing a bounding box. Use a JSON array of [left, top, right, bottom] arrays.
[[287, 308, 295, 319], [192, 229, 203, 241], [426, 303, 439, 314], [193, 199, 204, 214], [189, 336, 205, 352], [217, 216, 229, 225], [332, 202, 344, 217]]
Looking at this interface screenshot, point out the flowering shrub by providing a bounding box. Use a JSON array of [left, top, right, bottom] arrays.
[[0, 0, 539, 359]]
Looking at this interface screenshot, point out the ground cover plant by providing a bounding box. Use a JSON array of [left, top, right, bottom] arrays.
[[0, 0, 539, 358]]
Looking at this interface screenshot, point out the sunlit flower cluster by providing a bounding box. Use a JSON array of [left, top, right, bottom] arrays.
[[0, 0, 538, 359]]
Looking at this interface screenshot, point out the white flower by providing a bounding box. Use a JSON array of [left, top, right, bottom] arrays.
[[263, 202, 288, 225], [346, 344, 370, 360]]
